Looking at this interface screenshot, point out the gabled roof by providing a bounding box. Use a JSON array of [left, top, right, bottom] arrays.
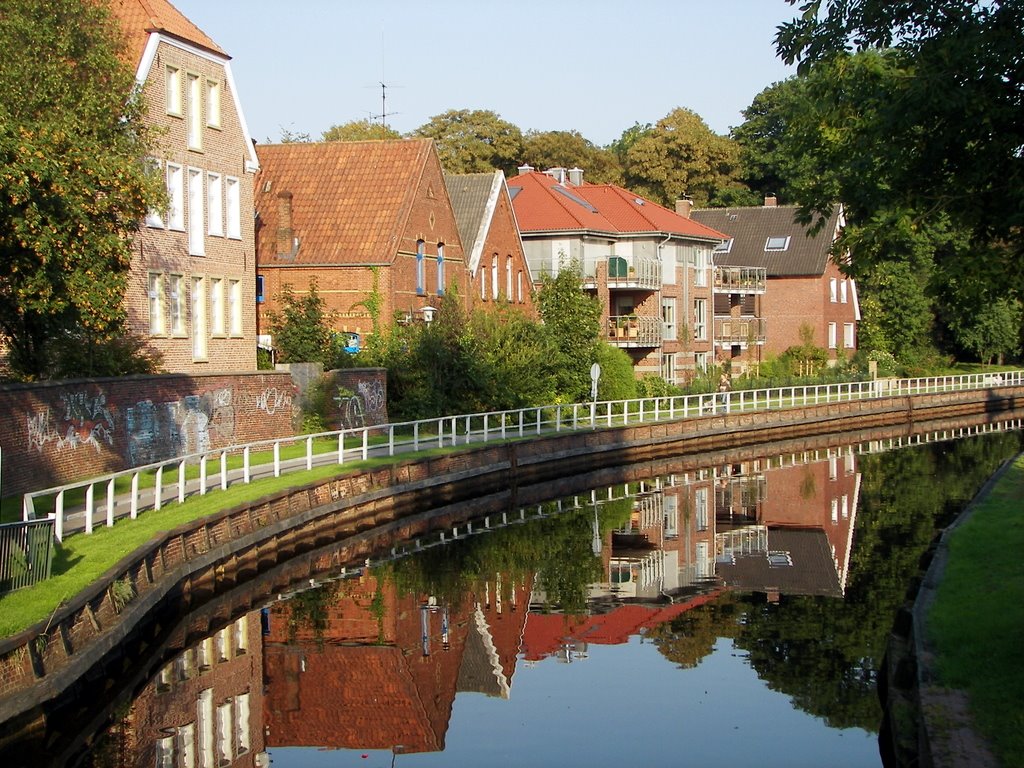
[[108, 0, 226, 65], [255, 139, 437, 266], [691, 204, 843, 277], [507, 171, 727, 242], [445, 171, 502, 274]]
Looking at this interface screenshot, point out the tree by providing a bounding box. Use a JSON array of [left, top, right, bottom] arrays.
[[322, 119, 402, 142], [536, 262, 603, 403], [521, 130, 623, 185], [731, 78, 808, 203], [413, 109, 524, 175], [264, 281, 336, 364], [620, 108, 747, 208], [0, 0, 161, 380], [948, 297, 1023, 365]]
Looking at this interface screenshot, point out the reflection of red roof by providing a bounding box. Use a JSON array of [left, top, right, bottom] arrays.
[[508, 171, 727, 241], [521, 591, 724, 660]]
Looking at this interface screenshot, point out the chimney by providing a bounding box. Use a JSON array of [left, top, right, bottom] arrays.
[[276, 191, 294, 256], [544, 167, 567, 184], [764, 195, 778, 207], [675, 196, 693, 218], [567, 167, 584, 186], [517, 163, 534, 176]]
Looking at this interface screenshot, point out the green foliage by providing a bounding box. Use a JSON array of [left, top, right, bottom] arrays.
[[264, 281, 336, 365], [0, 0, 162, 380], [946, 296, 1022, 366], [256, 347, 274, 370], [413, 109, 524, 175], [594, 343, 637, 401], [321, 119, 402, 142], [636, 375, 682, 399], [536, 262, 603, 402], [469, 304, 558, 410], [522, 130, 623, 185]]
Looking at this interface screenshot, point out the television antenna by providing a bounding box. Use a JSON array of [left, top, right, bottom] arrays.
[[365, 29, 401, 128]]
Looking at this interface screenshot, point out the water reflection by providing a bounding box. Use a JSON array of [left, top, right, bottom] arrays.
[[32, 426, 1024, 767]]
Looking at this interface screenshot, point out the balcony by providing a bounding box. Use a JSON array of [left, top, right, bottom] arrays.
[[606, 314, 662, 347], [714, 266, 766, 294], [714, 316, 767, 347], [583, 255, 661, 291]]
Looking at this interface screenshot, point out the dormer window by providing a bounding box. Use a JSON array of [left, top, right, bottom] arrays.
[[765, 236, 790, 251], [713, 238, 733, 253]]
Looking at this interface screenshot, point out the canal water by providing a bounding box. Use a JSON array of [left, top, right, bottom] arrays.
[[14, 427, 1024, 768]]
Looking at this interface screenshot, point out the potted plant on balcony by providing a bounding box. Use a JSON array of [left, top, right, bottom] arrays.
[[627, 314, 639, 338]]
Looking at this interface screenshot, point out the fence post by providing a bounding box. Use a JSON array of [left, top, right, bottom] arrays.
[[273, 441, 281, 478], [106, 477, 116, 528], [55, 490, 65, 542], [221, 451, 228, 491], [84, 483, 94, 535], [178, 460, 186, 504], [306, 436, 314, 471], [362, 428, 369, 461], [155, 465, 163, 511]]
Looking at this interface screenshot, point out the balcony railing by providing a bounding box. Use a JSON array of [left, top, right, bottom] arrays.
[[714, 266, 767, 294], [606, 314, 662, 347], [583, 255, 661, 290], [715, 316, 767, 346]]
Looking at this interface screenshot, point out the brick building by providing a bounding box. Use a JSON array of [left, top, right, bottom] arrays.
[[254, 140, 469, 350], [444, 171, 536, 316], [507, 167, 729, 384], [111, 0, 260, 374], [691, 201, 859, 363]]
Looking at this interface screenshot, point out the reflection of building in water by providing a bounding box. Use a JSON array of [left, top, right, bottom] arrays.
[[261, 572, 530, 755], [121, 613, 266, 768]]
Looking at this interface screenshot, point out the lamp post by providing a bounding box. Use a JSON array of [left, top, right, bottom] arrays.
[[419, 305, 436, 324]]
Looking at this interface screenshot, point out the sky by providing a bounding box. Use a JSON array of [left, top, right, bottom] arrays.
[[170, 0, 799, 147]]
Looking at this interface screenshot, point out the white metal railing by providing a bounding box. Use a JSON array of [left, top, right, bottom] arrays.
[[20, 370, 1024, 541]]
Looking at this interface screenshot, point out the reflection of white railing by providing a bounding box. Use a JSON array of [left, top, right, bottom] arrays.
[[606, 314, 662, 346], [22, 370, 1024, 541]]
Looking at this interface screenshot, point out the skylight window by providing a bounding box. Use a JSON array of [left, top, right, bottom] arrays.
[[764, 236, 790, 251], [713, 238, 734, 253]]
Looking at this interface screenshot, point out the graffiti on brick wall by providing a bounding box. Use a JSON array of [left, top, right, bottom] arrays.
[[26, 390, 115, 454], [255, 386, 293, 415], [333, 378, 386, 430], [126, 388, 236, 466]]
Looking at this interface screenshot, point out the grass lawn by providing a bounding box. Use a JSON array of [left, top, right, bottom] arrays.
[[928, 454, 1024, 768]]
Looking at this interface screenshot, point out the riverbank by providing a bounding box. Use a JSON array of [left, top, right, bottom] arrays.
[[882, 453, 1024, 768]]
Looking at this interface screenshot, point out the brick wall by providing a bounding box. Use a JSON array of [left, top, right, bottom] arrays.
[[0, 372, 296, 497]]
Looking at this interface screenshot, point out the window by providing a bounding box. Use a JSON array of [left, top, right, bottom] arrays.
[[661, 298, 677, 340], [217, 703, 233, 765], [436, 243, 445, 296], [145, 159, 164, 227], [206, 79, 221, 129], [167, 163, 185, 230], [225, 177, 241, 239], [188, 168, 205, 255], [177, 723, 196, 768], [149, 273, 165, 335], [517, 270, 523, 303], [233, 616, 248, 655], [210, 277, 224, 335], [480, 268, 487, 301], [506, 256, 513, 299], [491, 255, 499, 300], [713, 238, 733, 254], [197, 637, 212, 670], [831, 497, 839, 523], [169, 275, 185, 335], [840, 279, 848, 303], [166, 65, 182, 116], [229, 279, 242, 335], [207, 173, 223, 236], [828, 321, 837, 349], [661, 352, 676, 384], [187, 72, 203, 150], [235, 693, 251, 755], [693, 247, 708, 287], [842, 494, 849, 519], [255, 275, 265, 304], [829, 277, 838, 303], [415, 240, 425, 296], [844, 322, 855, 348], [197, 689, 214, 768], [695, 351, 708, 371], [765, 236, 790, 251], [192, 276, 207, 359], [768, 551, 793, 567], [694, 299, 707, 341]]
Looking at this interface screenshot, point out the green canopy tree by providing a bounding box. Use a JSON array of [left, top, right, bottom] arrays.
[[536, 261, 603, 403], [264, 281, 336, 365], [413, 109, 524, 175], [521, 129, 623, 185], [322, 119, 402, 142], [0, 0, 161, 380]]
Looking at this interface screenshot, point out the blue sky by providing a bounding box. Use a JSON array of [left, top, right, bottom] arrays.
[[171, 0, 798, 146]]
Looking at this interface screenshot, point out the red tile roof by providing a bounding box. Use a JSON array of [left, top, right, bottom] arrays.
[[508, 171, 727, 241], [255, 140, 436, 266], [108, 0, 226, 65]]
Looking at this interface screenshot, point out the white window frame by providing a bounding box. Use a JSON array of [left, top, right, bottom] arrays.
[[491, 255, 499, 300], [207, 172, 223, 237], [229, 279, 242, 336], [713, 238, 733, 254], [506, 256, 513, 299], [830, 277, 838, 303], [828, 321, 838, 349], [695, 351, 708, 371], [517, 270, 523, 303], [169, 275, 185, 336], [436, 243, 445, 296], [235, 693, 251, 755], [192, 276, 207, 360], [480, 268, 487, 301], [178, 723, 196, 768], [197, 689, 214, 768], [210, 277, 224, 336], [206, 78, 221, 129], [225, 177, 241, 239], [187, 72, 203, 151], [765, 235, 790, 251], [844, 322, 855, 348], [188, 168, 205, 256], [145, 159, 164, 228], [415, 240, 425, 296], [166, 65, 182, 116], [167, 163, 185, 231], [694, 299, 707, 341], [693, 247, 708, 287], [149, 273, 165, 335], [661, 298, 677, 341], [660, 352, 676, 384], [840, 279, 848, 303]]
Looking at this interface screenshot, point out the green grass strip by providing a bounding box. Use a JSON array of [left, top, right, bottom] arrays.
[[928, 454, 1024, 767]]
